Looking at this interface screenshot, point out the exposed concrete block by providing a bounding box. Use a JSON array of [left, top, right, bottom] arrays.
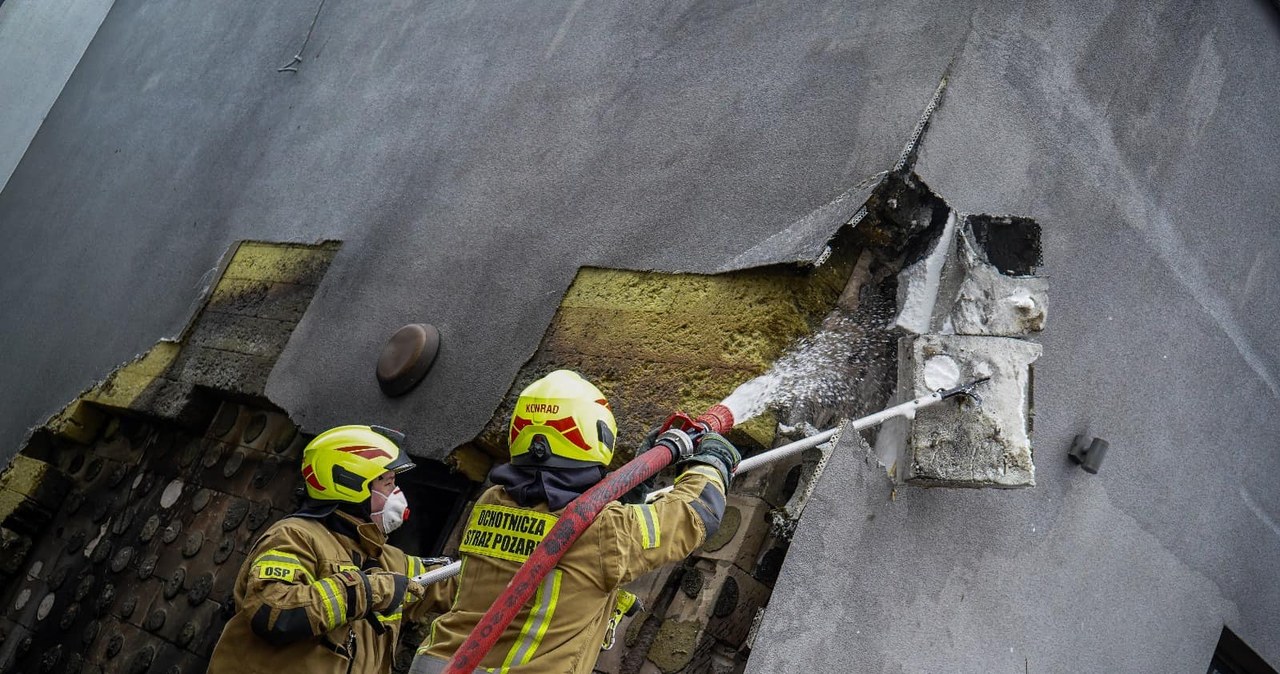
[[732, 438, 830, 512], [186, 313, 295, 360], [0, 457, 69, 533], [899, 335, 1040, 488], [205, 277, 320, 326], [705, 564, 772, 647], [548, 307, 810, 372], [92, 430, 139, 463], [206, 277, 272, 316], [142, 379, 219, 430], [82, 343, 182, 415], [87, 370, 160, 411], [129, 342, 182, 377], [258, 282, 319, 322], [173, 347, 273, 397], [233, 410, 293, 454], [696, 494, 771, 572], [0, 527, 33, 576], [646, 617, 705, 673], [446, 444, 494, 483], [46, 400, 107, 444], [657, 561, 767, 668], [0, 456, 54, 500]]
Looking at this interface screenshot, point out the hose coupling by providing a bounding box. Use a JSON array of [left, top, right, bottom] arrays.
[[655, 428, 695, 461]]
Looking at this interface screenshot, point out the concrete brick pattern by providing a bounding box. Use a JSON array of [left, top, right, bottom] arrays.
[[0, 240, 345, 673], [0, 405, 305, 673]]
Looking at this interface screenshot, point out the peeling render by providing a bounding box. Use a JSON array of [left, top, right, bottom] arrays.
[[0, 240, 376, 674], [0, 174, 1049, 673]]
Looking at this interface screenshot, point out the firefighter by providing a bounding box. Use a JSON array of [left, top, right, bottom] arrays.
[[208, 425, 456, 674], [411, 369, 739, 674]]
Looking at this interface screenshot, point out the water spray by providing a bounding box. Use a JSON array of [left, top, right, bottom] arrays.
[[435, 265, 980, 672], [643, 376, 989, 502], [431, 373, 988, 673]]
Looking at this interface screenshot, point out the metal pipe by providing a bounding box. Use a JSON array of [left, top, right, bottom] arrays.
[[440, 379, 986, 671], [644, 379, 984, 501], [413, 559, 461, 586]]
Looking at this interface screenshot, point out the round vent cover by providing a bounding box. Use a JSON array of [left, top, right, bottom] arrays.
[[376, 323, 440, 397]]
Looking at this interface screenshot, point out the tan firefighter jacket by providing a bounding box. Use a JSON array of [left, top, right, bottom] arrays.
[[418, 465, 726, 674], [208, 510, 456, 674]]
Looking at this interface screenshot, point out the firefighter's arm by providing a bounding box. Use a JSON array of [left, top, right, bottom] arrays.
[[604, 432, 739, 586], [240, 536, 405, 645], [402, 556, 458, 622]]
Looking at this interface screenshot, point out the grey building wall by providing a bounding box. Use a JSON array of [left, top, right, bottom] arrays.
[[0, 0, 117, 192], [748, 2, 1280, 672], [0, 0, 1276, 671], [0, 0, 964, 461]]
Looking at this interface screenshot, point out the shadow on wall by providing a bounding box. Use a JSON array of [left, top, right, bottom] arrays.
[[0, 240, 476, 673]]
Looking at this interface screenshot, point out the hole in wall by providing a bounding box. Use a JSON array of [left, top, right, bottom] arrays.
[[387, 460, 472, 557]]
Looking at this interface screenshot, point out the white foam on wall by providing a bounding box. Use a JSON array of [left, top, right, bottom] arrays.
[[894, 210, 958, 334], [923, 355, 960, 391]]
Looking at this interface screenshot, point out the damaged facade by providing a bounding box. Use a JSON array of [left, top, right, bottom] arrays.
[[1, 1, 1278, 673], [0, 173, 1051, 673]]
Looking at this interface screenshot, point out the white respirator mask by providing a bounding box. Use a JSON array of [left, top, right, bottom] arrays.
[[372, 487, 410, 534]]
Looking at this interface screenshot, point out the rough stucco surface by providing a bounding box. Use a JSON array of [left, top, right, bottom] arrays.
[[0, 0, 116, 192], [0, 0, 969, 462], [750, 2, 1280, 672], [1, 1, 1277, 671], [752, 439, 1237, 673]]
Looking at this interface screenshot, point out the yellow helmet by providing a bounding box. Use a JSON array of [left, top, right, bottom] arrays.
[[301, 425, 415, 503], [509, 370, 617, 468]]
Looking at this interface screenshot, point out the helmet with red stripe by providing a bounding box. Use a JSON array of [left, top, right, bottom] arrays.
[[509, 370, 617, 468], [301, 425, 415, 503]]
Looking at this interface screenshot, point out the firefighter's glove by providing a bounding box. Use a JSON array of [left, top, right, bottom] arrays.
[[620, 474, 657, 505], [406, 578, 426, 602], [677, 432, 740, 489], [366, 570, 413, 614]]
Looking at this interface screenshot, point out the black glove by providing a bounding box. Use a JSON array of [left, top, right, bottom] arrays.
[[620, 475, 657, 504], [676, 432, 740, 489]]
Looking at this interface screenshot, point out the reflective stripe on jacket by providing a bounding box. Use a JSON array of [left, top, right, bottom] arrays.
[[208, 511, 456, 674], [420, 467, 725, 674]]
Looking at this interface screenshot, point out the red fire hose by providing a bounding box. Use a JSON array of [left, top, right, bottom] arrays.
[[442, 404, 735, 674]]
